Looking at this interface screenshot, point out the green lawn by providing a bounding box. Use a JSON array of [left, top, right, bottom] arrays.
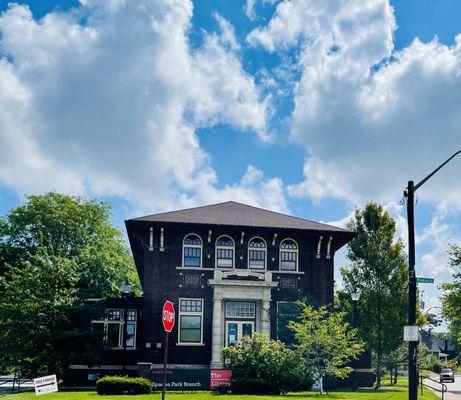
[[3, 380, 439, 400]]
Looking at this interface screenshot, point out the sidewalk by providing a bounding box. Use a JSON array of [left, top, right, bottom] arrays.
[[423, 375, 461, 400]]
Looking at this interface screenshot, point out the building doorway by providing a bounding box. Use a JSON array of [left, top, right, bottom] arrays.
[[225, 321, 253, 346], [224, 301, 256, 346]]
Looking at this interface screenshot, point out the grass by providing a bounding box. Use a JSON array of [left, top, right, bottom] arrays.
[[2, 379, 439, 400]]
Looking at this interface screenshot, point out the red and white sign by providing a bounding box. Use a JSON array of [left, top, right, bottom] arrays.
[[34, 374, 58, 396], [162, 300, 175, 332], [210, 370, 232, 389]]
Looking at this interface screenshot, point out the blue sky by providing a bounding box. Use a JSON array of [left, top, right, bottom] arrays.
[[1, 0, 461, 328]]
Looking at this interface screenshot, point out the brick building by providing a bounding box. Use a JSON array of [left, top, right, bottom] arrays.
[[71, 201, 373, 388]]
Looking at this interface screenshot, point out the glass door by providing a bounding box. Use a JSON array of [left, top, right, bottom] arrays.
[[225, 321, 254, 346]]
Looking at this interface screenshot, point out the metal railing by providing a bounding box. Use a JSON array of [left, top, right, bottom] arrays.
[[0, 373, 33, 396], [420, 375, 448, 400]]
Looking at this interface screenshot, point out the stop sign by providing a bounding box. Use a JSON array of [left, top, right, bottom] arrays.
[[162, 300, 175, 332]]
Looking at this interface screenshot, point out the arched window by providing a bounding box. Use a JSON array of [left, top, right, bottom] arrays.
[[248, 237, 266, 270], [279, 239, 298, 271], [183, 234, 202, 268], [216, 235, 235, 269]]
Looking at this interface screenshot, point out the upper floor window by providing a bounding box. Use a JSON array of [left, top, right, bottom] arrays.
[[248, 237, 266, 270], [216, 235, 234, 268], [183, 234, 202, 268], [280, 239, 298, 271]]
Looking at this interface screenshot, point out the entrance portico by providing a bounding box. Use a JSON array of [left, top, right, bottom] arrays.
[[208, 269, 278, 368]]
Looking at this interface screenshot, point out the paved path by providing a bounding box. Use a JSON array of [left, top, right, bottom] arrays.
[[424, 375, 461, 400]]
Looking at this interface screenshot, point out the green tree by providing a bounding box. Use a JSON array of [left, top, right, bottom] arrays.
[[383, 343, 407, 385], [289, 302, 364, 395], [222, 333, 313, 394], [0, 193, 139, 378], [341, 202, 408, 388], [442, 244, 461, 349]]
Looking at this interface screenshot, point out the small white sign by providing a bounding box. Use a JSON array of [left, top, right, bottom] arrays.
[[34, 374, 58, 396], [403, 325, 419, 342]]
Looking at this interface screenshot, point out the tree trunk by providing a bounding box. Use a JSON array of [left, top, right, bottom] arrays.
[[319, 376, 324, 395], [393, 367, 398, 384], [375, 351, 382, 389], [389, 368, 393, 386]]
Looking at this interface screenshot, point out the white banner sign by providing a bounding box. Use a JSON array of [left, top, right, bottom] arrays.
[[34, 374, 58, 396]]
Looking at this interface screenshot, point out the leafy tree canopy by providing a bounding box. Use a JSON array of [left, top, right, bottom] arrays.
[[442, 244, 461, 348], [341, 202, 408, 388], [0, 193, 139, 377]]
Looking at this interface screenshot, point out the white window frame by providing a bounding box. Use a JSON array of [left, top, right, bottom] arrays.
[[177, 298, 204, 346], [125, 309, 137, 349], [182, 233, 203, 268], [215, 235, 235, 269], [91, 308, 137, 350], [225, 321, 254, 346], [279, 238, 299, 272], [225, 301, 256, 319], [247, 236, 267, 270]]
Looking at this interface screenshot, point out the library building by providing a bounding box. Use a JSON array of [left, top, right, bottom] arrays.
[[70, 201, 374, 389]]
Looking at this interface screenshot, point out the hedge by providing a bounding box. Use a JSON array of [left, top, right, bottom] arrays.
[[96, 376, 152, 395], [231, 377, 278, 395]]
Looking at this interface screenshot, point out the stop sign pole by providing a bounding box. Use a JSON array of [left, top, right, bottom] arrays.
[[161, 301, 175, 400]]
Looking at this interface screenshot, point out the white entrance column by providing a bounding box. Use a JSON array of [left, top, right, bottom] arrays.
[[211, 290, 224, 368], [261, 300, 271, 336]]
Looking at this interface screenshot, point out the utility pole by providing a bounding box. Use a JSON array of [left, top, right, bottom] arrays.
[[404, 150, 461, 400], [406, 180, 418, 400]]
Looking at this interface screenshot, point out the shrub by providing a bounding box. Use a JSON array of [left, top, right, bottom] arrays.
[[222, 332, 314, 394], [96, 376, 151, 395], [231, 377, 277, 394]]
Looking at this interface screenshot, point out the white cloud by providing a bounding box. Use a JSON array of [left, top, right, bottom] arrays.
[[244, 0, 279, 21], [417, 208, 460, 278], [249, 0, 461, 209], [0, 1, 275, 213]]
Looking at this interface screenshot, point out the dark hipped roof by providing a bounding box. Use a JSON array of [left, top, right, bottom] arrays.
[[129, 201, 348, 233]]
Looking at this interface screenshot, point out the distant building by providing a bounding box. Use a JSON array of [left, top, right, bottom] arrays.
[[420, 332, 458, 362], [70, 201, 374, 388]]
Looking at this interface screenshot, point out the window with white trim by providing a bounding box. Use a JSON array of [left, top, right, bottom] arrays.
[[216, 235, 234, 268], [92, 308, 137, 349], [279, 239, 298, 271], [178, 299, 203, 344], [183, 234, 202, 268], [248, 237, 266, 270], [226, 302, 256, 319]]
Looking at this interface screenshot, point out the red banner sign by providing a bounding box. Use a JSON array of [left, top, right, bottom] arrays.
[[210, 370, 232, 390]]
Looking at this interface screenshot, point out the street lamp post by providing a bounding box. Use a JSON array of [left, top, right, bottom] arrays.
[[121, 280, 132, 372], [351, 290, 361, 391], [404, 150, 461, 400]]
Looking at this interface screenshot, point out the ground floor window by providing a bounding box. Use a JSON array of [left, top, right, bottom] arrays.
[[92, 308, 137, 349], [276, 302, 299, 346], [178, 298, 203, 345]]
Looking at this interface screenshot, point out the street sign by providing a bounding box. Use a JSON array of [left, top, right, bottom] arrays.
[[162, 300, 175, 333], [34, 374, 58, 396], [161, 300, 175, 400], [403, 326, 419, 342], [416, 277, 434, 284]]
